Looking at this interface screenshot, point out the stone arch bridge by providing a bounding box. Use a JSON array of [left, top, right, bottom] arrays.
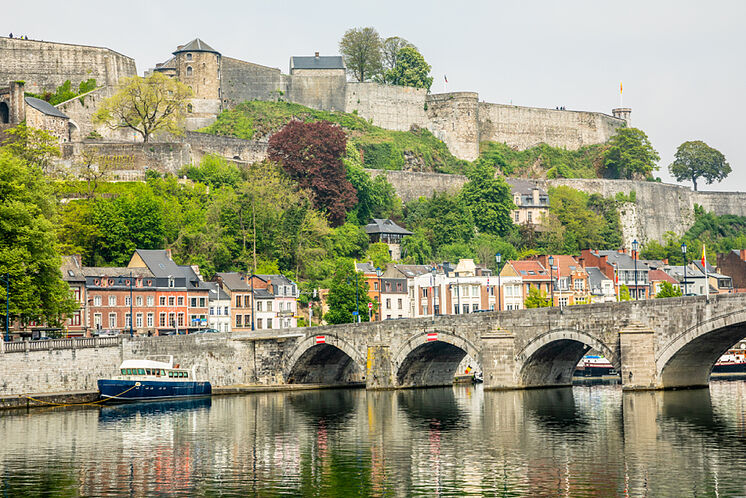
[[257, 293, 746, 391]]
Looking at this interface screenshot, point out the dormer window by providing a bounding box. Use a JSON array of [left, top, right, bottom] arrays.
[[186, 66, 193, 76], [186, 53, 193, 61]]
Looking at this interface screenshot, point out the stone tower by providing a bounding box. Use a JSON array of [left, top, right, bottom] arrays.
[[612, 107, 632, 125], [173, 38, 222, 130]]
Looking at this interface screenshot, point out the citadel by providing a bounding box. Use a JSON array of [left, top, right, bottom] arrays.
[[1, 34, 744, 246]]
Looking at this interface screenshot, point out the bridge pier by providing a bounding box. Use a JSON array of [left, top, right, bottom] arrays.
[[481, 333, 520, 390], [366, 344, 396, 389], [619, 322, 658, 390]]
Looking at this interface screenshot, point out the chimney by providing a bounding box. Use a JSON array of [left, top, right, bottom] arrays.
[[663, 258, 669, 265], [578, 257, 585, 269], [619, 248, 626, 254], [532, 187, 540, 205], [191, 265, 202, 280], [314, 51, 320, 58], [601, 255, 608, 264], [73, 254, 82, 268], [165, 248, 172, 260], [741, 249, 746, 261]]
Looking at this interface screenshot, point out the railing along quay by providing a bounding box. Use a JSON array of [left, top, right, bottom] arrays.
[[0, 336, 122, 354]]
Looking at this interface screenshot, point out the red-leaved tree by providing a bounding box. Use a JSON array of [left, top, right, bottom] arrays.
[[268, 120, 357, 226]]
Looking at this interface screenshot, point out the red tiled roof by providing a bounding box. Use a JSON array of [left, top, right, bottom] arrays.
[[509, 260, 550, 280], [649, 269, 678, 284]]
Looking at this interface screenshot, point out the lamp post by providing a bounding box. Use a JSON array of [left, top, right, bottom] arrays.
[[250, 270, 255, 331], [681, 242, 688, 296], [431, 267, 437, 320], [354, 271, 360, 323], [376, 267, 382, 321], [496, 253, 502, 311], [548, 255, 555, 307], [2, 273, 9, 342], [632, 239, 639, 300], [129, 271, 134, 337]]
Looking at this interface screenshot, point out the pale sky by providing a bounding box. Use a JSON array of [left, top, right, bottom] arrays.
[[5, 0, 745, 190]]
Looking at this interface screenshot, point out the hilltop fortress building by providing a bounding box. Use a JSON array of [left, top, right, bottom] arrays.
[[1, 35, 629, 160]]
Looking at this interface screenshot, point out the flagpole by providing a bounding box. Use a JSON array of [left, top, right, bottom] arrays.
[[703, 244, 709, 299], [620, 82, 623, 107]]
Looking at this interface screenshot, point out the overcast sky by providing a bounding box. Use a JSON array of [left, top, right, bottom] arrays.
[[6, 0, 745, 190]]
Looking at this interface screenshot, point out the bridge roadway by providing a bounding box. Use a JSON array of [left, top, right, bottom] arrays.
[[212, 292, 746, 391]]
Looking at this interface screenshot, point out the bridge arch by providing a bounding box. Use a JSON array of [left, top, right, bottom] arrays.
[[284, 334, 366, 385], [392, 330, 481, 388], [516, 329, 618, 388], [656, 309, 746, 388]]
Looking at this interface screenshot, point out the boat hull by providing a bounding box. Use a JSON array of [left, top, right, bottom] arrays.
[[98, 379, 212, 401]]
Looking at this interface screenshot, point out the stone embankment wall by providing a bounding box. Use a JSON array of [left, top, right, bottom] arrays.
[[0, 36, 136, 93], [0, 334, 296, 396]]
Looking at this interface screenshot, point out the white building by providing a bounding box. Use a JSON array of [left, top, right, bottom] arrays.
[[205, 282, 231, 332]]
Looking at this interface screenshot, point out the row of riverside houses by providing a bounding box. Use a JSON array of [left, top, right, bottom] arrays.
[[353, 247, 739, 321], [56, 249, 298, 338]]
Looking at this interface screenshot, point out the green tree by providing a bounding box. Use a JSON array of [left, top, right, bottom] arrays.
[[1, 122, 61, 174], [548, 186, 605, 252], [343, 143, 399, 224], [380, 36, 416, 75], [384, 47, 433, 91], [331, 222, 369, 259], [603, 128, 660, 180], [406, 192, 474, 250], [339, 27, 383, 82], [401, 228, 432, 264], [655, 281, 682, 298], [0, 149, 77, 328], [324, 259, 373, 324], [182, 154, 242, 188], [524, 287, 550, 308], [365, 242, 393, 269], [460, 163, 514, 236], [619, 284, 631, 301], [94, 72, 191, 142], [669, 140, 731, 191]]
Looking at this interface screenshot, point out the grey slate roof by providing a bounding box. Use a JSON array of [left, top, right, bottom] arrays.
[[392, 264, 433, 278], [506, 178, 545, 196], [216, 272, 248, 291], [173, 38, 219, 55], [290, 55, 345, 70], [202, 281, 229, 301], [25, 96, 68, 119], [256, 274, 294, 286], [355, 262, 377, 273], [597, 251, 650, 271], [134, 249, 182, 278], [364, 219, 413, 236], [585, 266, 611, 294]]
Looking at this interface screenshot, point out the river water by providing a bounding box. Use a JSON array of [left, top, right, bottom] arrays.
[[2, 382, 746, 496]]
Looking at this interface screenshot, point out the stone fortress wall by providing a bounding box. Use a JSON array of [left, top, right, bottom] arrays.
[[0, 37, 136, 94]]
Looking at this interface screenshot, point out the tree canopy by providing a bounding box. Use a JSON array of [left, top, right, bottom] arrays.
[[268, 121, 357, 227], [381, 37, 416, 75], [339, 27, 383, 82], [669, 140, 730, 191], [324, 259, 374, 324], [383, 47, 433, 91], [460, 164, 514, 237], [655, 281, 682, 298], [93, 72, 191, 142], [603, 127, 660, 180]]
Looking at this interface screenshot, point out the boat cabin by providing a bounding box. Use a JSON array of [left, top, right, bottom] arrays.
[[117, 355, 193, 380]]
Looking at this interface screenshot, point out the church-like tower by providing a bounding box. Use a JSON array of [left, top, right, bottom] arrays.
[[173, 38, 221, 130]]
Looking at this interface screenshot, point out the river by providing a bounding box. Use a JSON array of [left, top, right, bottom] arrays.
[[2, 381, 746, 496]]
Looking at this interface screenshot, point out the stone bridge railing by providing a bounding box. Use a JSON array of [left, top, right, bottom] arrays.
[[0, 336, 122, 354]]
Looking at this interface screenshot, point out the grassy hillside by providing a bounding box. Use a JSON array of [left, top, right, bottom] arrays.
[[199, 101, 467, 174], [477, 141, 607, 179]]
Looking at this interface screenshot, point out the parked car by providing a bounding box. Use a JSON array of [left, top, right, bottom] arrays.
[[95, 329, 120, 337], [192, 328, 220, 334]]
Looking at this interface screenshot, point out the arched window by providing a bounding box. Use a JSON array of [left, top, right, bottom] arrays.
[[186, 53, 193, 61], [0, 102, 9, 124], [186, 66, 193, 76], [187, 103, 193, 113]]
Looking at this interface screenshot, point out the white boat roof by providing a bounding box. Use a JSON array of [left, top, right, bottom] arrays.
[[119, 355, 175, 369]]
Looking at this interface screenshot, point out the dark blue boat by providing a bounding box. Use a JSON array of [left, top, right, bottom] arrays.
[[98, 355, 212, 402]]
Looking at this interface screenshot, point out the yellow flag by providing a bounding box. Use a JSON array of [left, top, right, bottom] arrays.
[[620, 82, 623, 94]]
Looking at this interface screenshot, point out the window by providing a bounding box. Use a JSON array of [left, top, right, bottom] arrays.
[[190, 298, 197, 307], [386, 298, 391, 309], [125, 297, 131, 306], [125, 313, 131, 328], [108, 313, 117, 328], [574, 279, 584, 290], [159, 296, 166, 306], [421, 305, 427, 315], [224, 306, 229, 315], [236, 315, 242, 327], [236, 295, 242, 307], [462, 304, 469, 314], [514, 212, 520, 222], [187, 103, 193, 113], [94, 313, 102, 328], [159, 313, 166, 327], [135, 296, 142, 306], [94, 295, 102, 306], [267, 319, 273, 329], [257, 318, 263, 329], [186, 53, 193, 61], [267, 302, 273, 312], [199, 298, 206, 307], [374, 282, 379, 291], [168, 296, 175, 306], [168, 279, 175, 288], [256, 301, 262, 312], [147, 296, 154, 306], [147, 313, 154, 327], [244, 314, 251, 326], [422, 288, 428, 297], [397, 283, 403, 291], [168, 312, 175, 327], [186, 66, 193, 76], [109, 295, 117, 306], [454, 305, 459, 314], [210, 307, 215, 316], [177, 313, 184, 327], [398, 298, 403, 309], [177, 296, 184, 306], [527, 212, 533, 223], [559, 297, 569, 307]]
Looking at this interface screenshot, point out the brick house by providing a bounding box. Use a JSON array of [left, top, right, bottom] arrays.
[[717, 250, 746, 291], [215, 272, 254, 333], [527, 255, 591, 306], [61, 255, 88, 336], [501, 260, 553, 303], [85, 267, 157, 335]]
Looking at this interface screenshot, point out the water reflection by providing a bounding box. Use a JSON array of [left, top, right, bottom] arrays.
[[2, 384, 746, 495]]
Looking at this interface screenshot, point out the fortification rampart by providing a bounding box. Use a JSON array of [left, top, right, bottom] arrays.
[[478, 104, 625, 151], [221, 56, 286, 108], [182, 131, 268, 164], [0, 37, 136, 93], [344, 83, 428, 131]]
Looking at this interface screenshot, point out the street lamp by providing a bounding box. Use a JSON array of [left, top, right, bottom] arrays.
[[681, 242, 688, 296], [376, 267, 382, 321], [129, 271, 134, 337], [548, 255, 555, 307], [1, 273, 9, 342], [431, 267, 437, 320], [495, 253, 502, 311], [632, 239, 639, 300]]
